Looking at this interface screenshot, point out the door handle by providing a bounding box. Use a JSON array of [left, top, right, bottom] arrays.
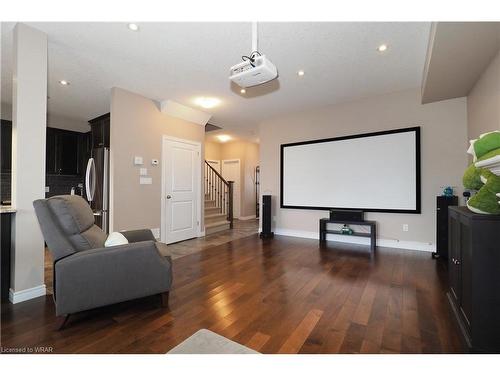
[[166, 195, 172, 199]]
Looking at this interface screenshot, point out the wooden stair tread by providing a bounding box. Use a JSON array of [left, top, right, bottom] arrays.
[[205, 220, 230, 228], [204, 213, 226, 219]]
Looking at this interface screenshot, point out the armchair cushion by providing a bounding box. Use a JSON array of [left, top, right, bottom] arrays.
[[120, 229, 156, 243], [47, 195, 94, 234], [33, 198, 76, 260], [54, 240, 172, 315], [45, 196, 106, 251]]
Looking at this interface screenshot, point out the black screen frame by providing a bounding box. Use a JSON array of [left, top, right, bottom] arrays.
[[280, 126, 421, 214]]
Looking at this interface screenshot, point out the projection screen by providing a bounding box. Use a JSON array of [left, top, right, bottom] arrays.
[[280, 127, 420, 213]]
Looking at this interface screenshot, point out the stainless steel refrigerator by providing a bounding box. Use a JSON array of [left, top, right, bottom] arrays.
[[85, 147, 109, 233]]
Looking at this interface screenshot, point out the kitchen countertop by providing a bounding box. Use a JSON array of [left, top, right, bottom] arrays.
[[1, 206, 16, 214]]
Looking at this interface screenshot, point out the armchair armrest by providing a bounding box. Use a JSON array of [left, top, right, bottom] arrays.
[[120, 229, 156, 243], [54, 240, 172, 316]]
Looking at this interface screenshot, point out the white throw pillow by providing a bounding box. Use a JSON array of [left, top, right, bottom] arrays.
[[104, 232, 129, 247]]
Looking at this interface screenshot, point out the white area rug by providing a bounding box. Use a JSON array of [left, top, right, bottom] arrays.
[[167, 329, 259, 354]]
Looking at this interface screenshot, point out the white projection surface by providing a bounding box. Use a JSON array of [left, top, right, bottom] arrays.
[[281, 128, 420, 212]]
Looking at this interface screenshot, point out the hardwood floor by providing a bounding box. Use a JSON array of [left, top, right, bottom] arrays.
[[0, 235, 464, 354]]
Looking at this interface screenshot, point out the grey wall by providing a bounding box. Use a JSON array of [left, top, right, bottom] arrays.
[[109, 87, 206, 233], [259, 89, 468, 250], [467, 49, 500, 139]]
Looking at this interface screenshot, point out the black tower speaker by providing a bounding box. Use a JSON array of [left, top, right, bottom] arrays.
[[260, 195, 274, 239], [432, 195, 458, 259]]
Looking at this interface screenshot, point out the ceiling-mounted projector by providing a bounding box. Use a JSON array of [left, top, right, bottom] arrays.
[[229, 22, 278, 88], [229, 55, 278, 88]]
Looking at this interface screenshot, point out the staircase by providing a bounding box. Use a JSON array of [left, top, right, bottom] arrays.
[[204, 161, 234, 235]]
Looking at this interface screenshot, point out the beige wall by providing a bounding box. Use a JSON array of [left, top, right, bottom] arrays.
[[259, 89, 468, 250], [110, 87, 205, 233], [220, 141, 259, 218], [467, 49, 500, 139], [205, 140, 260, 218], [205, 140, 222, 160]]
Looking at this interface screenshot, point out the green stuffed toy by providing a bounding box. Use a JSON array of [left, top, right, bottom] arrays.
[[463, 131, 500, 214]]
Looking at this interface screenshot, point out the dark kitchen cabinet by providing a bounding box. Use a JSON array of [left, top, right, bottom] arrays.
[[46, 127, 57, 174], [1, 211, 14, 302], [46, 127, 90, 176], [1, 120, 12, 173], [89, 113, 110, 148], [57, 131, 79, 175], [79, 131, 92, 175], [447, 206, 500, 353]]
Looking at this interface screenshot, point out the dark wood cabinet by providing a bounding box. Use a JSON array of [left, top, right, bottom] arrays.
[[79, 131, 91, 176], [89, 113, 110, 148], [57, 131, 79, 175], [46, 127, 57, 174], [433, 195, 458, 259], [448, 206, 500, 353], [1, 212, 14, 302], [1, 120, 12, 173], [2, 121, 91, 176], [46, 128, 90, 176]]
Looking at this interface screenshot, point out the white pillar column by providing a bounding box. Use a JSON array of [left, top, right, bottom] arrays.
[[10, 23, 47, 303]]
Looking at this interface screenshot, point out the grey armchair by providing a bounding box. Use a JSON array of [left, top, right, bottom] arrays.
[[33, 195, 172, 329]]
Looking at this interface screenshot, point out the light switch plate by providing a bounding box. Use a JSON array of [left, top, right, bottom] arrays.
[[140, 177, 152, 185], [140, 168, 148, 176], [45, 186, 50, 193], [134, 156, 143, 165]]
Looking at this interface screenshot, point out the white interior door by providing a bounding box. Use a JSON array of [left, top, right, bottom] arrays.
[[162, 137, 201, 244], [221, 159, 241, 219]]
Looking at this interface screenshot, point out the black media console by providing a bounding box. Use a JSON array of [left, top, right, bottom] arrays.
[[319, 218, 377, 256]]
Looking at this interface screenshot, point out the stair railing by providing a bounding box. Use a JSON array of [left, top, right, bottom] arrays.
[[205, 161, 234, 229]]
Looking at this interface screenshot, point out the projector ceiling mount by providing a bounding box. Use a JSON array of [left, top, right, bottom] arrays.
[[243, 22, 261, 65], [229, 22, 278, 88]]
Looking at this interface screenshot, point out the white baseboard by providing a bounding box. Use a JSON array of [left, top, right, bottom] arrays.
[[9, 284, 46, 304], [151, 228, 160, 239], [272, 228, 435, 252], [198, 230, 206, 237], [238, 215, 257, 221]]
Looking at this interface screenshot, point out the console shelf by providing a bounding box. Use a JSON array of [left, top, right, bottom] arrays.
[[323, 229, 372, 238], [319, 218, 377, 256]]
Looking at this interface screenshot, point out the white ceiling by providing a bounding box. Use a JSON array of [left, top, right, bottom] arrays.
[[1, 22, 430, 136]]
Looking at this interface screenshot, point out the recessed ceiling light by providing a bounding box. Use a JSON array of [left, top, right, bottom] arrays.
[[194, 97, 221, 109], [217, 134, 231, 143], [297, 70, 305, 76], [127, 23, 139, 31], [59, 80, 69, 86], [240, 89, 246, 94], [377, 44, 388, 52]]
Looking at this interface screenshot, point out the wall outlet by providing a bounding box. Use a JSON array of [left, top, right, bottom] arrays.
[[403, 224, 409, 232], [134, 156, 143, 165], [45, 186, 50, 193]]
